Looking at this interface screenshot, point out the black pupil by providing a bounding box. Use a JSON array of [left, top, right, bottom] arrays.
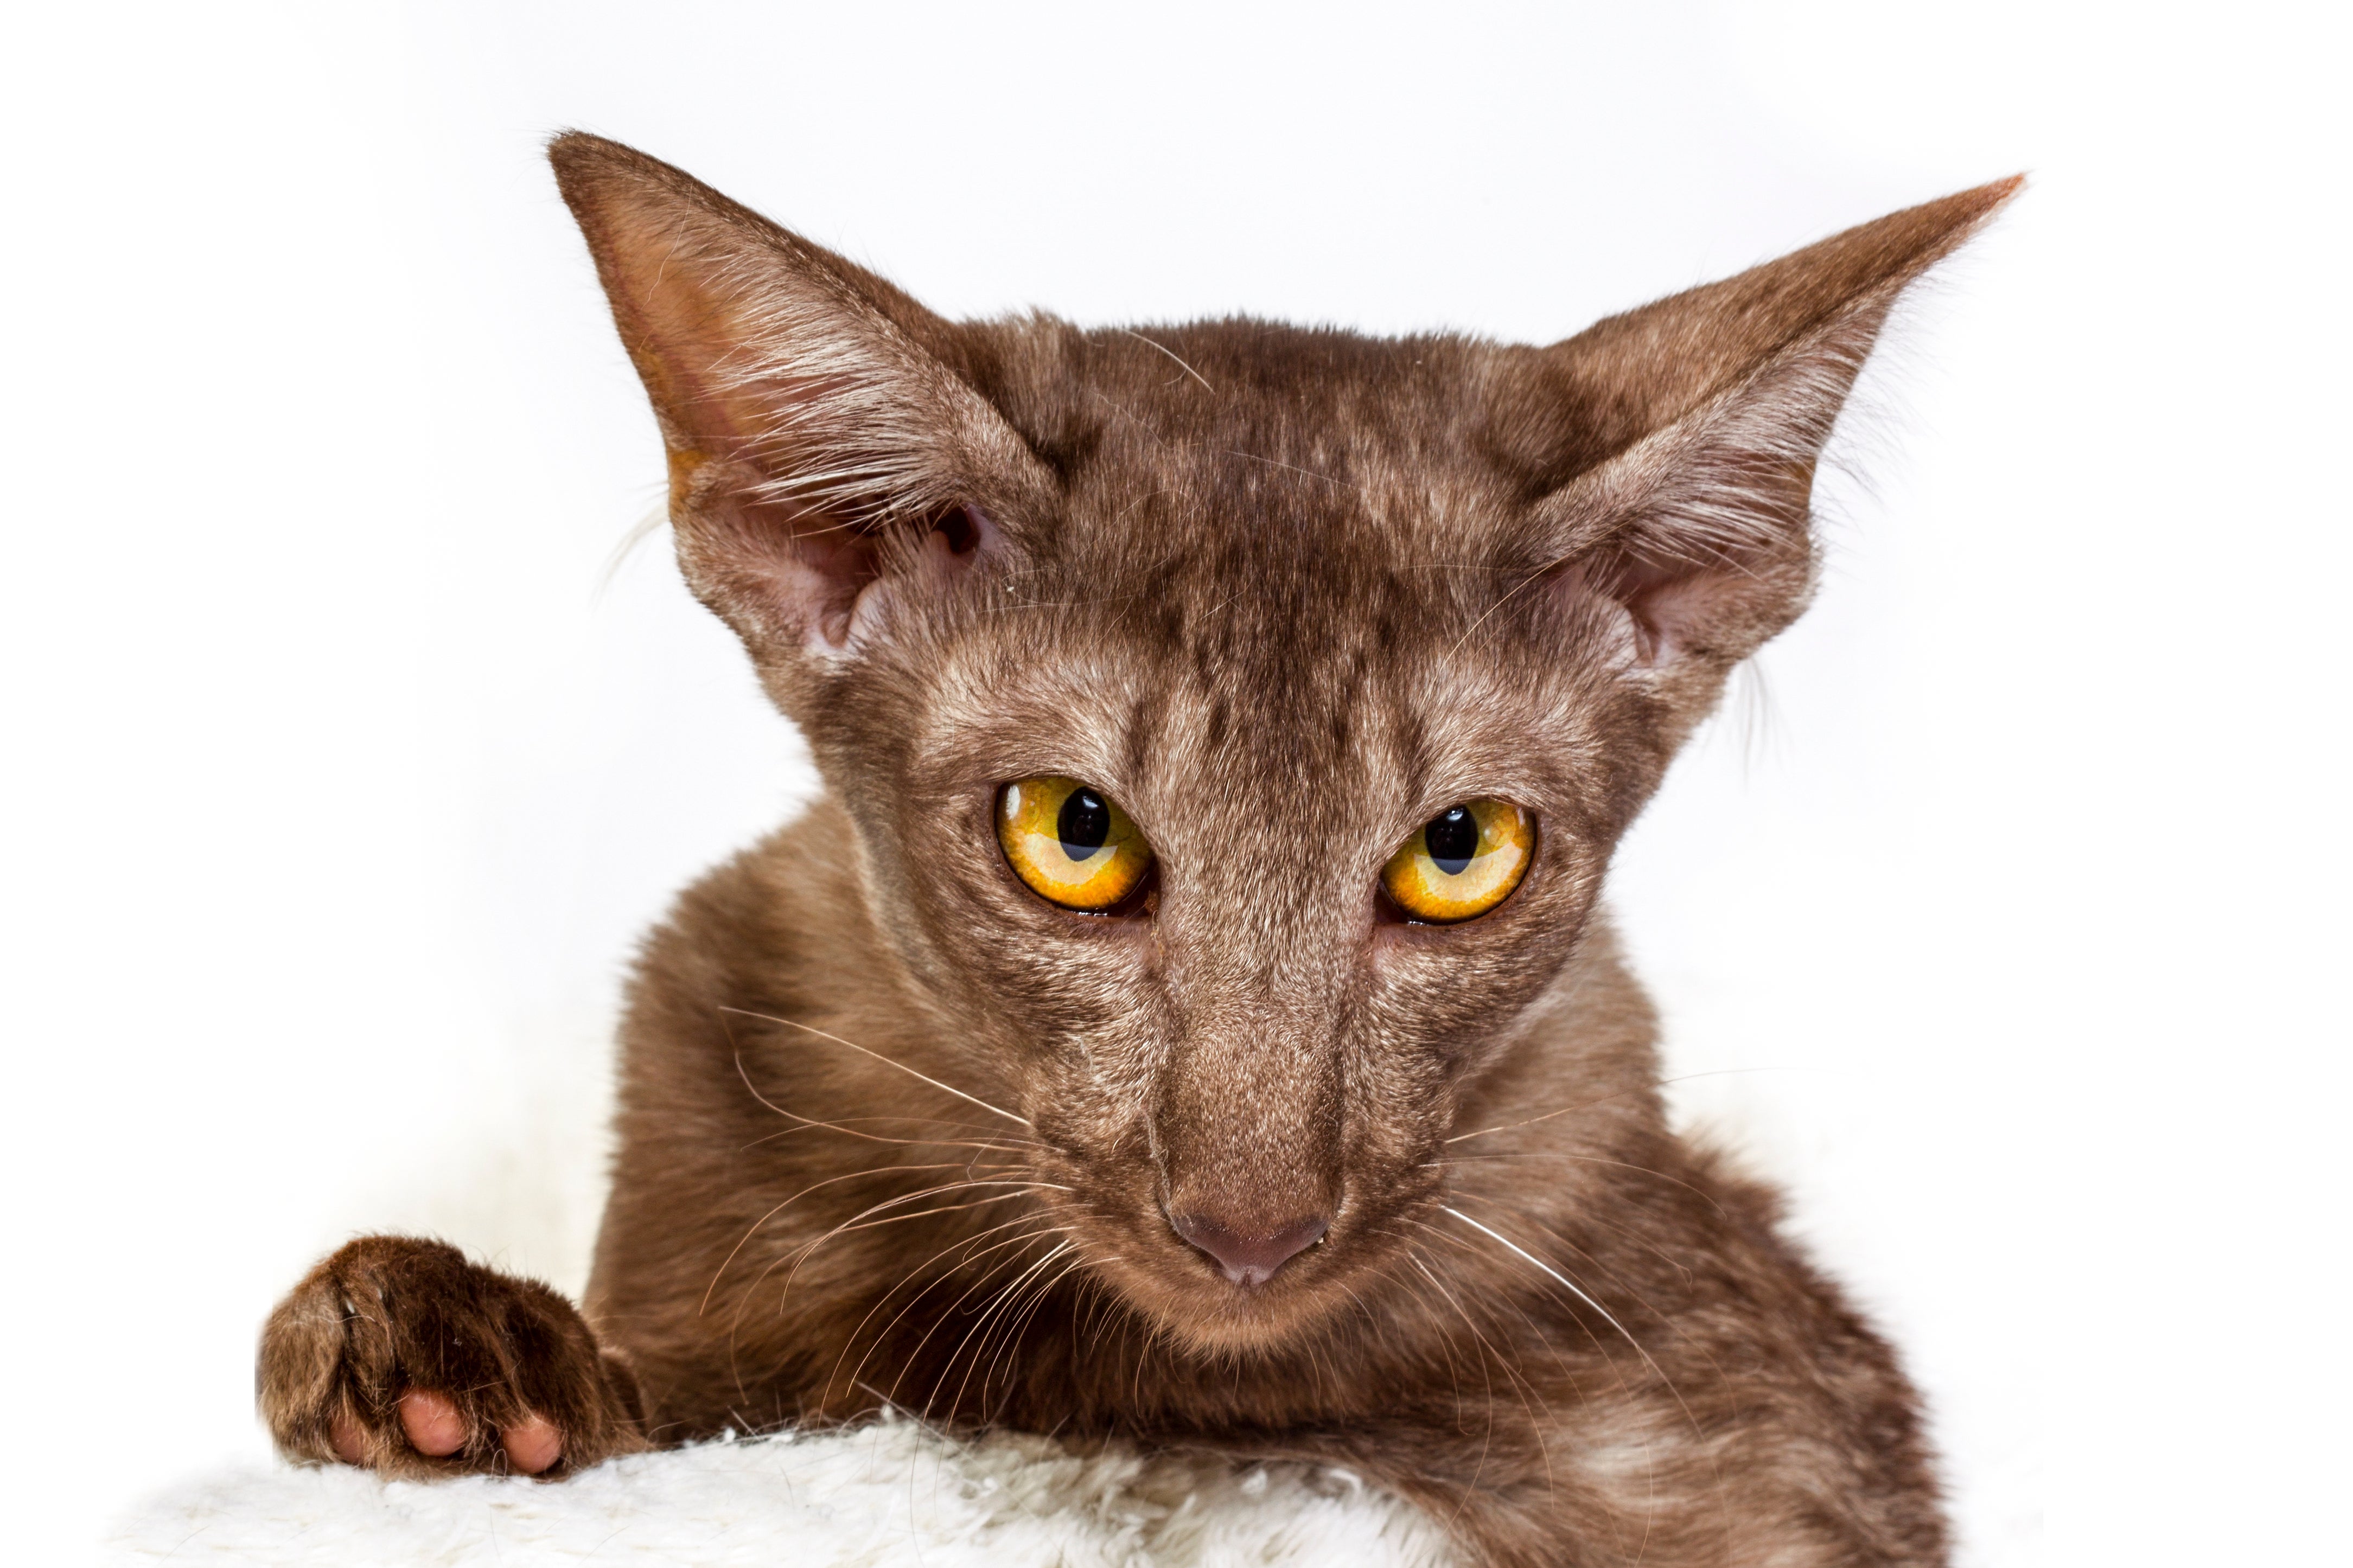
[[1057, 788, 1113, 860], [1425, 807, 1479, 876]]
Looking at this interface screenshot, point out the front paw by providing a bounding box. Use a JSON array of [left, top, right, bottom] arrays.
[[257, 1236, 644, 1479]]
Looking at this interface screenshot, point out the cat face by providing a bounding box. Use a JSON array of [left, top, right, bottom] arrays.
[[553, 135, 2012, 1351], [811, 360, 1642, 1346]]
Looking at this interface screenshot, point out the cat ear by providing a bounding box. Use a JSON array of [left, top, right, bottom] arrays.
[[549, 132, 1051, 657], [1502, 177, 2022, 679]]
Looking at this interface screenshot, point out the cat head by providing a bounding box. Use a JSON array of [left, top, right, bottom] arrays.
[[554, 135, 2013, 1353]]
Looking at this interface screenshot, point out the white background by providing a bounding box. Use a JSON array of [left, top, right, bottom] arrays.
[[4, 2, 2346, 1561]]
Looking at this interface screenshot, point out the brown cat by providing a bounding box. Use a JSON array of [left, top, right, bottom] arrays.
[[257, 133, 2016, 1567]]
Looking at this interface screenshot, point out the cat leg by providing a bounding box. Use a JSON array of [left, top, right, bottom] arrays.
[[257, 1235, 645, 1480]]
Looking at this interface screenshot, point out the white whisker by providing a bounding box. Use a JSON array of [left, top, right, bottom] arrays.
[[721, 1006, 1032, 1129], [1442, 1205, 1708, 1446]]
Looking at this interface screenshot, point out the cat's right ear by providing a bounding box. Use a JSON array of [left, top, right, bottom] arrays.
[[549, 133, 1050, 660]]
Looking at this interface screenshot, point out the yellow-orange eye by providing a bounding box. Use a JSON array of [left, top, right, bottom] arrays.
[[997, 776, 1153, 912], [1381, 800, 1534, 923]]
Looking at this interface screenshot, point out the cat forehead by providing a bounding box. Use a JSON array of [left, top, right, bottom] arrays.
[[920, 324, 1583, 786], [975, 318, 1526, 545], [962, 329, 1530, 641], [994, 467, 1514, 727]]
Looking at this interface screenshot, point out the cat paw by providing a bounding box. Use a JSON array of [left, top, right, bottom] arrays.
[[257, 1236, 646, 1480]]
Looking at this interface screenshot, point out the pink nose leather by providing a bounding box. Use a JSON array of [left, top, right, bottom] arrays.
[[1169, 1211, 1330, 1286]]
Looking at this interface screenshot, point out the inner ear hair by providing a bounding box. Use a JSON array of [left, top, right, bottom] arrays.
[[1547, 315, 1873, 668], [679, 473, 996, 651], [1514, 176, 2023, 671], [550, 131, 1047, 655]]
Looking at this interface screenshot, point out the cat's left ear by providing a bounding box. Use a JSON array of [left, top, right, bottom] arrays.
[[550, 133, 1052, 661], [1496, 177, 2022, 697]]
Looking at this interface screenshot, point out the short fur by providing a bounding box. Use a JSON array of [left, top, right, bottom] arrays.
[[259, 134, 2018, 1567]]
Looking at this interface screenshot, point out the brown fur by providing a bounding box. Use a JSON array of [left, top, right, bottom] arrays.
[[258, 133, 2018, 1566]]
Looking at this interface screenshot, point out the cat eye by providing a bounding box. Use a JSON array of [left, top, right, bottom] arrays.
[[1381, 800, 1535, 924], [997, 776, 1155, 912]]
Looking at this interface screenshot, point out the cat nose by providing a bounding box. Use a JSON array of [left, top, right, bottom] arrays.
[[1167, 1209, 1329, 1287]]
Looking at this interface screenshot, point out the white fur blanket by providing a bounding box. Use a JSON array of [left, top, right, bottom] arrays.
[[109, 1418, 1451, 1566]]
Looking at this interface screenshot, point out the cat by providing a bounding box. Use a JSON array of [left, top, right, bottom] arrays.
[[256, 132, 2016, 1567]]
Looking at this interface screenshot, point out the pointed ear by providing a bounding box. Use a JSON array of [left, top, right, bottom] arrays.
[[549, 132, 1051, 657], [1501, 177, 2022, 682]]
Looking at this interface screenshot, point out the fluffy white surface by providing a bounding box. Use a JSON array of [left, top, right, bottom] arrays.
[[109, 1419, 1452, 1567]]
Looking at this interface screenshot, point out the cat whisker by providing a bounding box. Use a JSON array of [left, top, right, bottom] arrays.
[[1404, 1241, 1531, 1385], [1439, 1206, 1710, 1449], [1396, 1214, 1595, 1404], [1444, 1068, 1784, 1145], [1217, 449, 1359, 492], [720, 1006, 1032, 1130], [1433, 1209, 1735, 1552], [1449, 1186, 1700, 1293], [1117, 329, 1214, 393], [1445, 564, 1554, 658], [968, 1239, 1086, 1409], [729, 1048, 1039, 1154], [715, 1185, 1068, 1401], [1443, 1201, 1743, 1537], [698, 1162, 1041, 1317], [768, 1180, 1070, 1311], [1429, 1149, 1733, 1220], [811, 1187, 1045, 1241], [738, 1115, 1038, 1157], [969, 1243, 1093, 1418], [873, 1214, 1074, 1372], [1082, 388, 1174, 453], [936, 1231, 1077, 1406], [1406, 1252, 1537, 1505], [1393, 1213, 1656, 1486], [934, 1236, 1077, 1422], [893, 1230, 1074, 1417], [1367, 1233, 1475, 1408], [1392, 560, 1518, 573], [718, 1175, 1066, 1385], [1402, 1249, 1491, 1464], [982, 593, 1151, 613], [831, 1213, 1075, 1407]]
